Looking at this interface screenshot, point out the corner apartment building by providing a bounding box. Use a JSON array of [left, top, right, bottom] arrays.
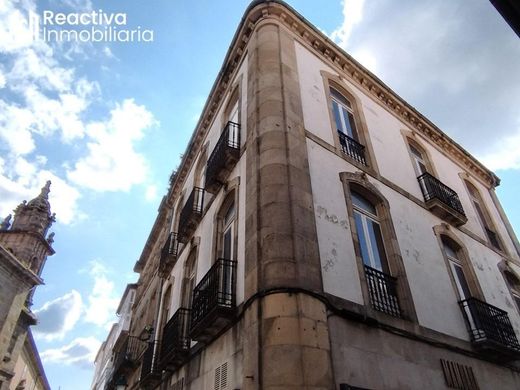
[[100, 1, 520, 389]]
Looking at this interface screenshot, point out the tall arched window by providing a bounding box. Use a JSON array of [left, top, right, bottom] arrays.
[[331, 87, 358, 140], [329, 86, 367, 166], [504, 270, 520, 312], [181, 251, 197, 308], [408, 141, 430, 177], [352, 190, 388, 273], [215, 190, 237, 262], [465, 181, 502, 251], [442, 238, 473, 302]]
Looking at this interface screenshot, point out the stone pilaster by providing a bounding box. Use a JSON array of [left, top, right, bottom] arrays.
[[243, 19, 334, 390]]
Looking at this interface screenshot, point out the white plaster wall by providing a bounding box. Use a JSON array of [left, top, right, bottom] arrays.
[[295, 41, 338, 146], [295, 38, 520, 341], [306, 138, 363, 305]]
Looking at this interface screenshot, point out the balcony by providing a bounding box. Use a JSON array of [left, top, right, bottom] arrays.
[[139, 341, 161, 389], [205, 121, 241, 194], [190, 258, 237, 342], [159, 308, 190, 370], [178, 187, 204, 244], [337, 131, 367, 166], [105, 335, 147, 389], [364, 265, 401, 318], [459, 297, 520, 361], [417, 173, 467, 226], [159, 232, 179, 276], [112, 335, 147, 373]]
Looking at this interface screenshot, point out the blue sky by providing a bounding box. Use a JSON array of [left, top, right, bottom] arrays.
[[0, 0, 519, 389]]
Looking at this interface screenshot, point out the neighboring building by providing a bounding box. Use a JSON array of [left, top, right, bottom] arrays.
[[91, 284, 138, 390], [0, 182, 55, 390], [9, 331, 50, 390], [99, 1, 520, 389]]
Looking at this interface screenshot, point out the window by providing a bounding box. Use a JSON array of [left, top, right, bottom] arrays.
[[222, 201, 235, 261], [408, 142, 429, 177], [331, 87, 358, 140], [352, 190, 388, 272], [465, 181, 502, 250], [329, 86, 367, 165], [181, 251, 197, 308], [342, 173, 417, 320], [443, 238, 472, 302], [503, 269, 520, 312]]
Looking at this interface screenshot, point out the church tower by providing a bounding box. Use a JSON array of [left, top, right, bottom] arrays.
[[0, 181, 55, 277]]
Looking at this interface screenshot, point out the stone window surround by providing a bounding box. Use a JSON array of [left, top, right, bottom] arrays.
[[340, 171, 418, 322], [461, 174, 506, 255], [433, 224, 485, 303], [401, 129, 440, 179], [321, 71, 380, 176], [211, 178, 240, 265]]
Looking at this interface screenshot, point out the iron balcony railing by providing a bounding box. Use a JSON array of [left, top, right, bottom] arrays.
[[337, 131, 367, 166], [112, 335, 147, 374], [205, 121, 240, 193], [178, 187, 204, 243], [140, 341, 161, 384], [159, 232, 179, 275], [459, 297, 520, 355], [417, 173, 465, 216], [190, 258, 237, 334], [159, 308, 191, 369], [364, 265, 401, 317]]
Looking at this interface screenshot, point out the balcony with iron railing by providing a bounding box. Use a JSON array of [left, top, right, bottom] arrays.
[[417, 172, 467, 226], [364, 265, 401, 318], [459, 297, 520, 361], [159, 232, 179, 276], [190, 258, 237, 342], [158, 308, 191, 370], [337, 131, 367, 166], [139, 341, 161, 389], [205, 122, 241, 194], [105, 335, 147, 390], [178, 187, 204, 244]]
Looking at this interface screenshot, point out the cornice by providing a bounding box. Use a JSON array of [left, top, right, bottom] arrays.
[[167, 0, 499, 201], [0, 229, 55, 255]]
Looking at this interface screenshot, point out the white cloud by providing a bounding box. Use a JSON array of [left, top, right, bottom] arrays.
[[327, 0, 520, 165], [329, 0, 365, 48], [479, 125, 520, 171], [0, 157, 83, 225], [83, 260, 120, 328], [67, 99, 157, 192], [145, 184, 158, 202], [40, 337, 101, 369], [33, 290, 83, 341]]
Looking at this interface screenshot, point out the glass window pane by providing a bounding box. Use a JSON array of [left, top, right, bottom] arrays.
[[443, 241, 458, 259], [368, 219, 387, 272], [352, 191, 377, 215], [332, 101, 343, 133], [223, 227, 232, 260], [354, 212, 371, 266], [330, 88, 351, 107], [346, 111, 357, 139], [452, 262, 472, 300]]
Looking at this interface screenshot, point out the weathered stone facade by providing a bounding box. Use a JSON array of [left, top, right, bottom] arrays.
[[96, 1, 520, 389], [0, 183, 54, 390]]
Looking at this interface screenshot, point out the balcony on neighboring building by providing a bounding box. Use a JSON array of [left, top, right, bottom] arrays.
[[459, 297, 520, 361], [190, 258, 237, 342], [106, 335, 147, 389], [337, 131, 367, 166], [159, 232, 179, 276], [158, 308, 191, 370], [364, 265, 401, 318], [178, 187, 205, 244], [417, 173, 467, 226], [205, 121, 241, 194], [139, 341, 161, 389]]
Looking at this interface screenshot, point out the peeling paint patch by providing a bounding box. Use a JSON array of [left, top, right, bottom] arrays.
[[316, 205, 349, 230]]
